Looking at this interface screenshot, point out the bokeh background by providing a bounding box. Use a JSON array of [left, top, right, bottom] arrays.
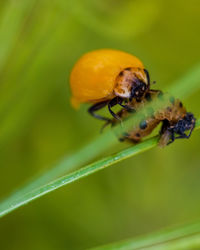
[[0, 0, 200, 249]]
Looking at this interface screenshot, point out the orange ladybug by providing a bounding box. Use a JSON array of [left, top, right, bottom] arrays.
[[70, 49, 151, 121]]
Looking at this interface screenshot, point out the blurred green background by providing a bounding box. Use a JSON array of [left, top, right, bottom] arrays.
[[0, 0, 200, 249]]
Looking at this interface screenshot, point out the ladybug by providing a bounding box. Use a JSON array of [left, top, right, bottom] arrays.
[[70, 49, 151, 121], [104, 91, 196, 147]]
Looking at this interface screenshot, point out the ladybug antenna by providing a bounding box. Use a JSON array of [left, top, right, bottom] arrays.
[[143, 69, 150, 86]]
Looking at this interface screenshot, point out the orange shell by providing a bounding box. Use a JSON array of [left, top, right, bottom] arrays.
[[70, 49, 144, 108]]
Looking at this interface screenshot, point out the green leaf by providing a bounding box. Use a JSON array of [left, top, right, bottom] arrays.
[[0, 135, 158, 217], [0, 121, 199, 218], [91, 221, 200, 250]]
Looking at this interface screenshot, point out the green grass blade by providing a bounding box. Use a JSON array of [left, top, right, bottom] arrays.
[[2, 130, 117, 204], [0, 136, 158, 218], [91, 221, 200, 250], [0, 121, 199, 218]]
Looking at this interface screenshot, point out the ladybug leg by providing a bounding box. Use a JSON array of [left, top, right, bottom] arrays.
[[108, 97, 121, 120], [149, 89, 163, 95], [118, 99, 136, 113], [108, 97, 135, 119], [88, 101, 111, 122], [145, 90, 163, 102]]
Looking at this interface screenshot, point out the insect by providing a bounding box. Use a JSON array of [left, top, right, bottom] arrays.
[[104, 91, 196, 147], [70, 50, 195, 146], [70, 49, 155, 121]]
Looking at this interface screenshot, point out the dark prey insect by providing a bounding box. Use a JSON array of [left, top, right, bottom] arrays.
[[103, 91, 195, 147]]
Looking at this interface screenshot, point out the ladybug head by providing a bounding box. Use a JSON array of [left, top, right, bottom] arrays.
[[130, 79, 147, 101], [114, 67, 150, 101], [129, 68, 150, 101]]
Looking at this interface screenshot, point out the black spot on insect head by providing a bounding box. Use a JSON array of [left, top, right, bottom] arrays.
[[135, 133, 140, 137], [140, 120, 147, 130], [179, 102, 183, 107], [118, 71, 124, 77]]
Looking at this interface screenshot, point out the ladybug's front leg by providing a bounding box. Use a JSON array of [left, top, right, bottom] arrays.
[[108, 97, 122, 120], [108, 97, 136, 120], [88, 101, 110, 122]]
